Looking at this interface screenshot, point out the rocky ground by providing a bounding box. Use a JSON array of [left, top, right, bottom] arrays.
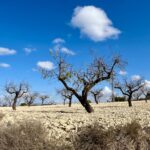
[[0, 101, 150, 139]]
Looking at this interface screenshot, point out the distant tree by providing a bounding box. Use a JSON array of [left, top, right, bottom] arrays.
[[5, 82, 29, 110], [142, 88, 148, 98], [58, 88, 73, 107], [4, 95, 13, 107], [0, 95, 13, 107], [39, 51, 122, 113], [115, 96, 125, 102], [141, 86, 150, 102], [48, 100, 56, 105], [39, 94, 49, 105], [115, 78, 144, 107], [24, 92, 38, 106], [146, 91, 150, 102], [132, 89, 143, 100], [90, 89, 103, 104]]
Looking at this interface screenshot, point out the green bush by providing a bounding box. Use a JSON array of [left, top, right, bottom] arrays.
[[87, 100, 92, 103], [115, 96, 125, 102], [20, 103, 27, 106]]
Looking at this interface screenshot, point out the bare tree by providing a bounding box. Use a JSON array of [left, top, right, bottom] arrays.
[[58, 88, 73, 107], [4, 95, 13, 107], [39, 51, 122, 113], [5, 82, 29, 110], [39, 95, 49, 105], [115, 78, 144, 107], [132, 89, 143, 100], [141, 86, 150, 102], [24, 92, 38, 106], [90, 89, 103, 104]]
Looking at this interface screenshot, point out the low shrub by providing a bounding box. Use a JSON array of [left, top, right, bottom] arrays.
[[115, 96, 125, 102], [0, 120, 72, 150], [1, 119, 150, 150], [20, 103, 27, 106], [0, 113, 5, 121], [72, 120, 150, 150]]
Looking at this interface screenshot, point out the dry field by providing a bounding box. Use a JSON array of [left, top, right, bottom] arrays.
[[1, 101, 150, 149], [1, 101, 150, 136]]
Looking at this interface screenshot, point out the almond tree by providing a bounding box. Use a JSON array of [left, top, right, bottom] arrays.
[[39, 94, 49, 105], [39, 51, 122, 113], [115, 78, 144, 107], [24, 92, 38, 106], [4, 95, 13, 107], [90, 89, 103, 104], [133, 90, 143, 100], [5, 82, 29, 110], [141, 86, 150, 102], [58, 88, 73, 107]]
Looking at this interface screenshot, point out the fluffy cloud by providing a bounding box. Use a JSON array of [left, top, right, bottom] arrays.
[[119, 70, 127, 76], [131, 75, 141, 81], [37, 61, 54, 70], [71, 6, 121, 42], [61, 47, 75, 55], [24, 47, 36, 54], [51, 38, 75, 55], [145, 80, 150, 88], [102, 86, 112, 95], [0, 47, 16, 55], [52, 38, 65, 44], [0, 63, 11, 68], [101, 86, 112, 100]]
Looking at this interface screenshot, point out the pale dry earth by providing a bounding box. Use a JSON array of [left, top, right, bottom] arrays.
[[0, 101, 150, 139]]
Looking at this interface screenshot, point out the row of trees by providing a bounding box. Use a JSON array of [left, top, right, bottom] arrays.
[[39, 51, 149, 113], [40, 51, 122, 113], [1, 82, 50, 110], [58, 88, 103, 107], [115, 78, 147, 107], [58, 78, 149, 108], [1, 52, 149, 113]]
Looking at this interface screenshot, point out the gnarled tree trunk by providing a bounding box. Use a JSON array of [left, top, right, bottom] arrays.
[[94, 95, 99, 104], [12, 97, 17, 110], [128, 95, 132, 107], [79, 98, 94, 113], [69, 98, 72, 107], [63, 99, 66, 105]]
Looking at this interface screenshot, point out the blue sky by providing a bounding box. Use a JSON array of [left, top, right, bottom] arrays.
[[0, 0, 150, 102]]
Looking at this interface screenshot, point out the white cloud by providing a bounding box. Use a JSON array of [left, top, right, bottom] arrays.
[[52, 38, 65, 44], [131, 75, 141, 81], [102, 86, 112, 99], [61, 47, 75, 55], [0, 47, 16, 55], [71, 6, 121, 42], [37, 61, 54, 70], [0, 63, 11, 68], [119, 70, 127, 76], [145, 80, 150, 89], [51, 44, 75, 56], [51, 38, 75, 55], [24, 47, 36, 54]]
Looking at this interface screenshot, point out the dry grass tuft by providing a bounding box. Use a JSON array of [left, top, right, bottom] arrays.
[[0, 113, 5, 121], [0, 120, 72, 150], [72, 120, 150, 150], [1, 119, 150, 150]]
